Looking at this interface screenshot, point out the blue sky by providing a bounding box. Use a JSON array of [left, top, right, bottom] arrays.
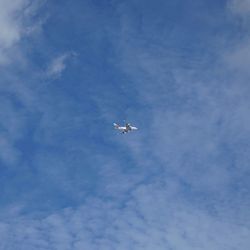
[[0, 0, 250, 249]]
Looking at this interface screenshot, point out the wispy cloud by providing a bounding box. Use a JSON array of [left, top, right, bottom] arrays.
[[229, 0, 250, 16], [0, 0, 43, 65], [0, 183, 249, 250], [94, 0, 250, 242], [0, 0, 44, 166], [224, 0, 250, 76], [109, 0, 250, 184], [0, 1, 249, 249], [46, 52, 75, 78]]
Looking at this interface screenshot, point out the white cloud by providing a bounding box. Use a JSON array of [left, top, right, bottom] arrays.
[[223, 41, 250, 73], [0, 0, 43, 64], [0, 0, 44, 165], [47, 54, 68, 77], [0, 183, 249, 250], [225, 0, 250, 74], [0, 2, 249, 249], [229, 0, 250, 16], [46, 52, 76, 78], [0, 0, 28, 46]]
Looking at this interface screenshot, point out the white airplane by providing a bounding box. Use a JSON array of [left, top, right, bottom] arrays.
[[113, 122, 138, 134]]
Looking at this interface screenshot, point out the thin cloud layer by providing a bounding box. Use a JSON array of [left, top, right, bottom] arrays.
[[229, 0, 250, 16], [0, 184, 249, 250]]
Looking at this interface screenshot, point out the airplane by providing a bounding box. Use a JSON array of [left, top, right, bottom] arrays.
[[113, 122, 138, 134]]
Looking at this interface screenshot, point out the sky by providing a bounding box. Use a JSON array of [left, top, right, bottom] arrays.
[[0, 0, 250, 249]]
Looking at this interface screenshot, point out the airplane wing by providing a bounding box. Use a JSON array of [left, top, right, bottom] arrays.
[[113, 123, 119, 129], [130, 126, 138, 130]]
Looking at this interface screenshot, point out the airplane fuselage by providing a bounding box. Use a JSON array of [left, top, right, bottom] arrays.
[[113, 123, 138, 134]]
